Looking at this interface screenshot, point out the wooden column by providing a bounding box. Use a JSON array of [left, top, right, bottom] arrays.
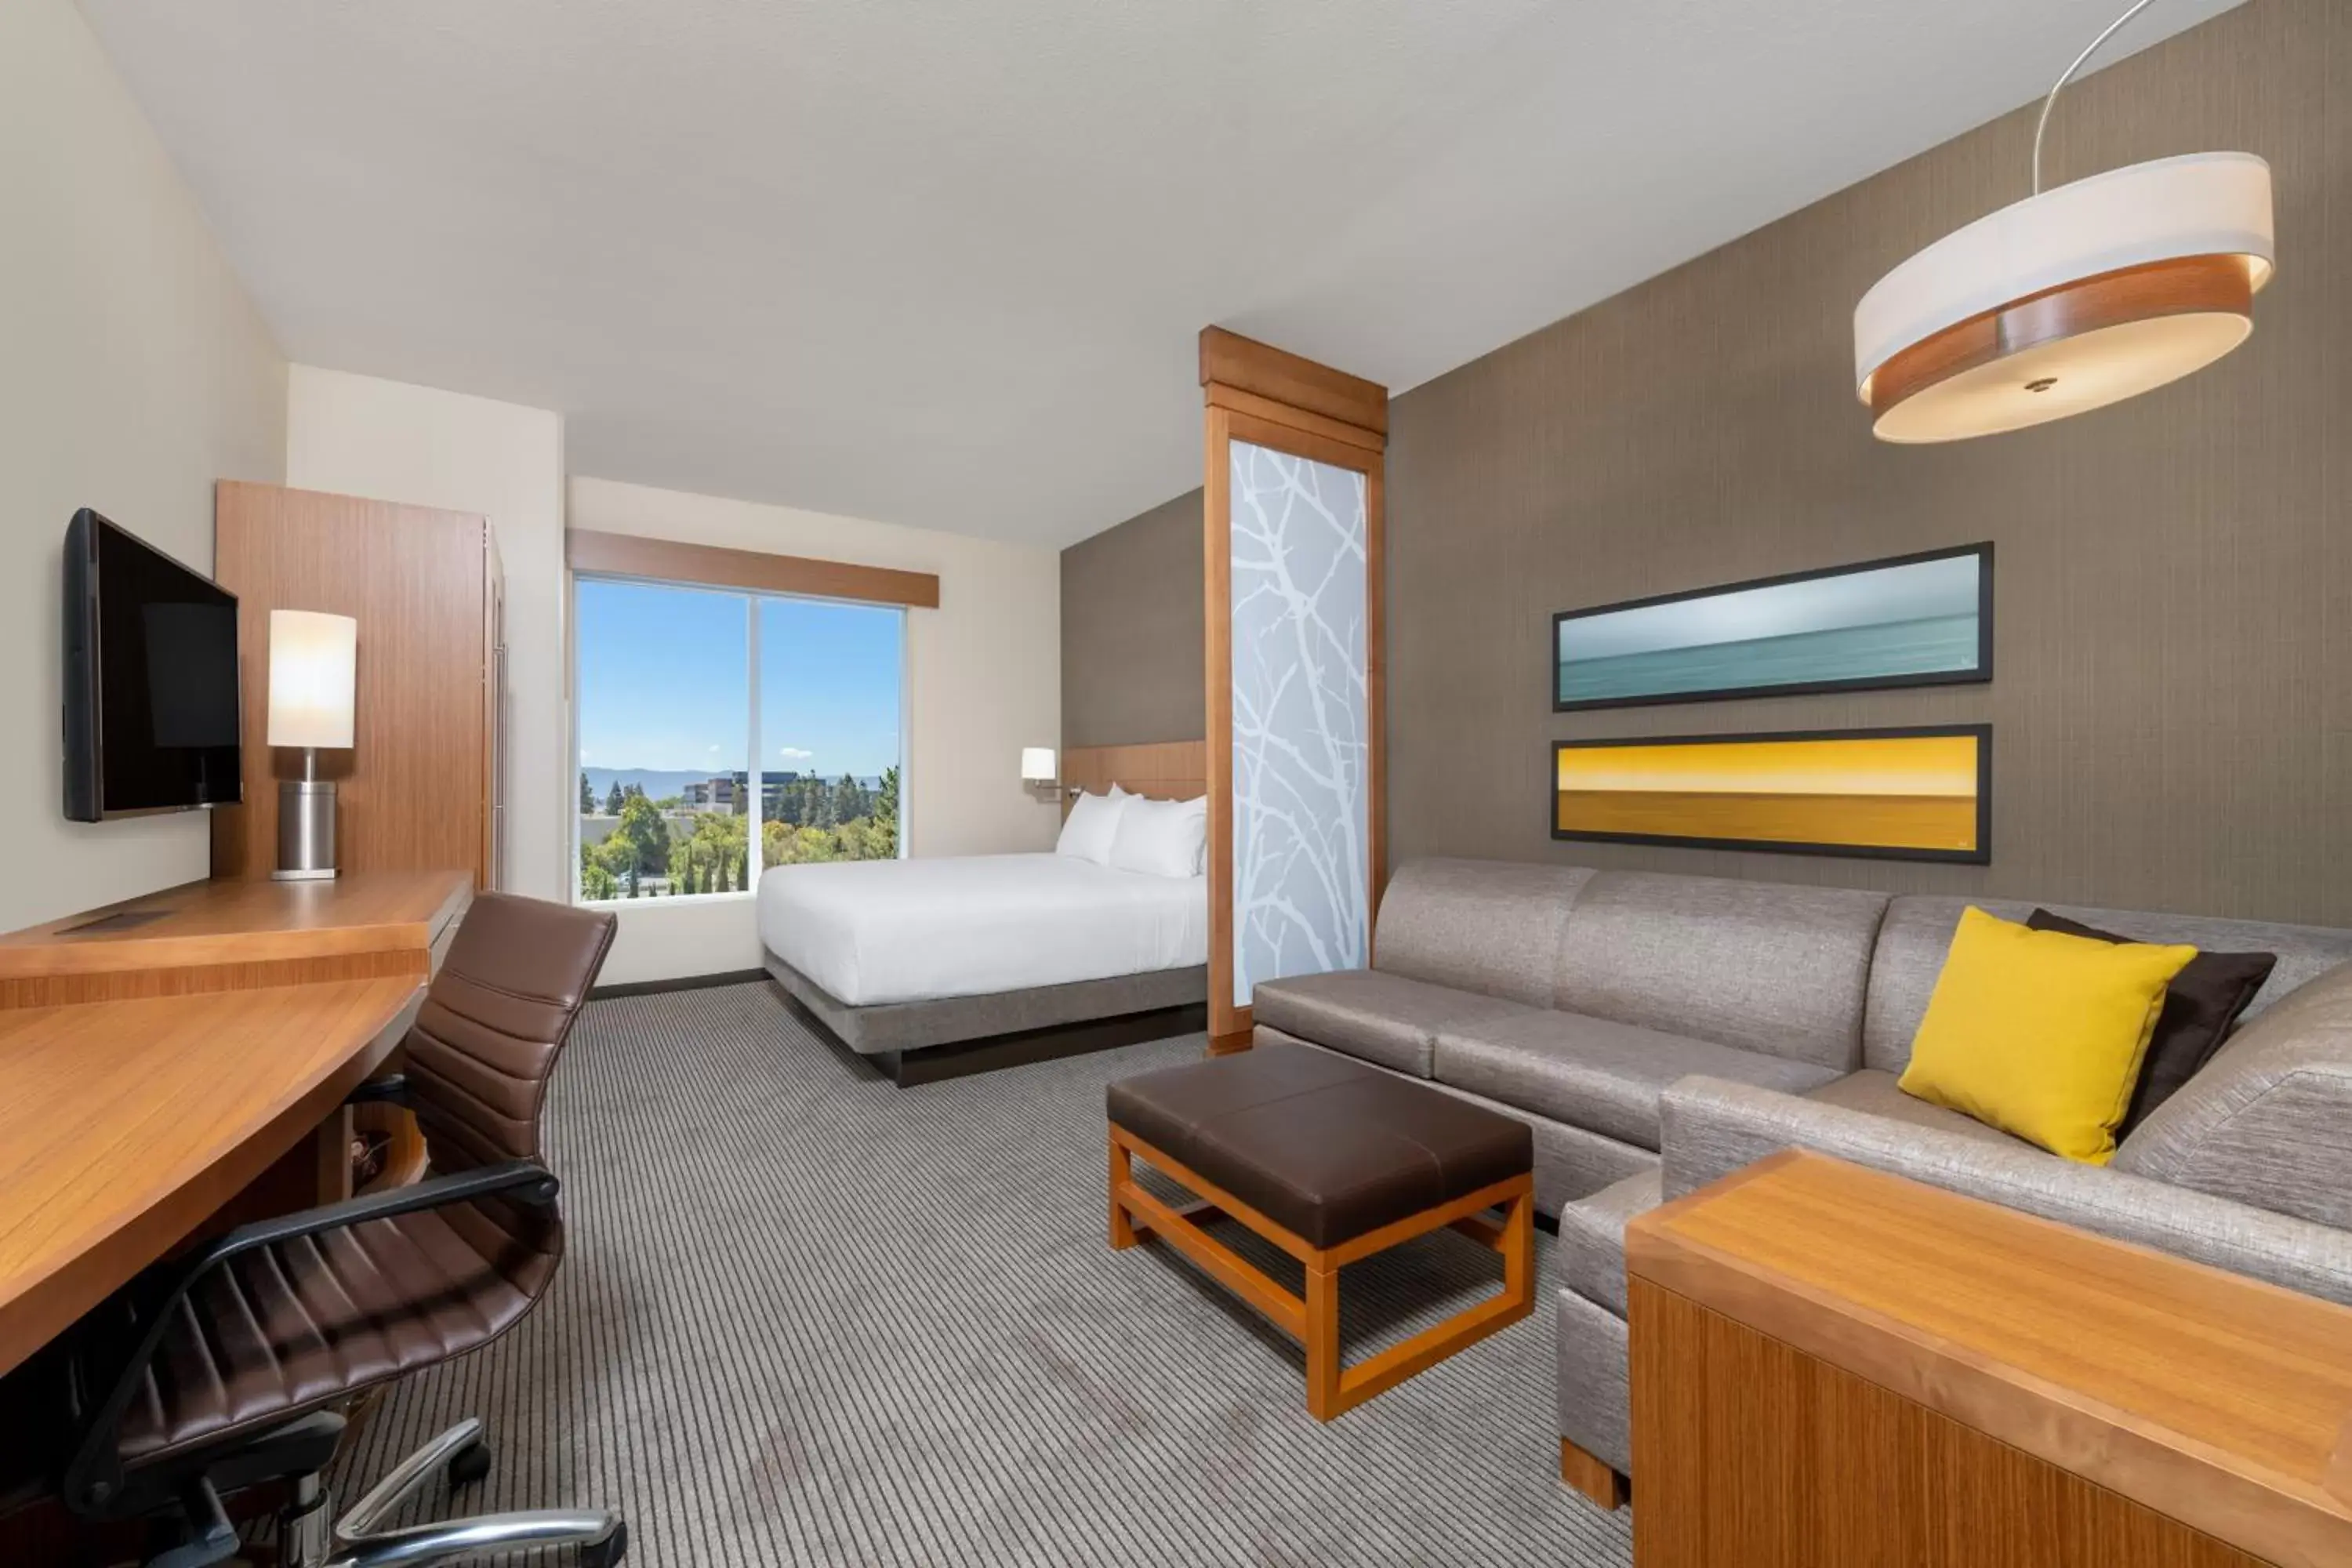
[[1201, 328, 1388, 1053], [211, 482, 503, 888]]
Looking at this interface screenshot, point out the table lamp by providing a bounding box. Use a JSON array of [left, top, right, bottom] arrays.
[[268, 608, 358, 880]]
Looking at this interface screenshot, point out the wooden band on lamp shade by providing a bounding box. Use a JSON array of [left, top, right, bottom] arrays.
[[1855, 152, 2272, 442]]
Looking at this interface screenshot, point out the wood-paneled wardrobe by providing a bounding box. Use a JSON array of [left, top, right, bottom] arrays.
[[209, 481, 506, 889]]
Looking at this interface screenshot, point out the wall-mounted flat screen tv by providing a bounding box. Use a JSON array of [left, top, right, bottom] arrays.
[[63, 508, 242, 821]]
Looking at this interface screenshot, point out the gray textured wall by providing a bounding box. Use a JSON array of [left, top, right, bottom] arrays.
[[1060, 487, 1206, 747], [1386, 0, 2350, 925]]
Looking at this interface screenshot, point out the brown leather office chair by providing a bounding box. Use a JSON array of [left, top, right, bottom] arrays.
[[59, 892, 622, 1568]]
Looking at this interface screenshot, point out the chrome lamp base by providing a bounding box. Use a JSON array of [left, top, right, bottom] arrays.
[[275, 750, 339, 880]]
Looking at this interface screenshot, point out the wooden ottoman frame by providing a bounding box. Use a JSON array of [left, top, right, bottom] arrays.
[[1108, 1123, 1535, 1420]]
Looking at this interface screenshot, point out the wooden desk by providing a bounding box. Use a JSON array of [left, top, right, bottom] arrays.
[[0, 981, 421, 1377], [1626, 1150, 2352, 1568], [0, 872, 472, 1378], [0, 870, 470, 1007]]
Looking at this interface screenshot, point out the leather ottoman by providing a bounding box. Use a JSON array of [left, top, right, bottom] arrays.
[[1106, 1041, 1535, 1419]]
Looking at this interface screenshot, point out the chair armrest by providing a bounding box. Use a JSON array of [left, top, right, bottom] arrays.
[[1657, 1076, 2352, 1311], [186, 1159, 557, 1269], [343, 1073, 412, 1109], [67, 1160, 557, 1512]]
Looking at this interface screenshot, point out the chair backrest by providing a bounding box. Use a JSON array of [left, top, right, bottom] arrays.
[[405, 891, 617, 1177]]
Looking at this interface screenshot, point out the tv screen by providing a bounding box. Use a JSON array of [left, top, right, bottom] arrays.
[[63, 509, 242, 820]]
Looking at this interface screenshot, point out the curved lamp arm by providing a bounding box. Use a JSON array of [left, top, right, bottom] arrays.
[[2032, 0, 2159, 194]]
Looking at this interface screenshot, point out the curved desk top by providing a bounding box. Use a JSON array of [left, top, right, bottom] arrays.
[[0, 871, 473, 1379], [0, 978, 424, 1377]]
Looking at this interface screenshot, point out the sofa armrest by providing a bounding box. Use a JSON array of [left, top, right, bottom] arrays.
[[1658, 1076, 2352, 1311]]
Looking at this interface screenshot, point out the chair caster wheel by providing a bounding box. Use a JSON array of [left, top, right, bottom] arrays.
[[580, 1520, 628, 1567], [445, 1438, 493, 1488]]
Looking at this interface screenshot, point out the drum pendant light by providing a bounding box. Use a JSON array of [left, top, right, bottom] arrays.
[[1854, 0, 2274, 443]]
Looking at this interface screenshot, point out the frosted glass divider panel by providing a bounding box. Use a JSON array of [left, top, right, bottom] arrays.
[[1229, 440, 1371, 1007]]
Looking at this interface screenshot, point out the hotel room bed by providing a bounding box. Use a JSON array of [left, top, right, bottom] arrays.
[[758, 851, 1208, 1082]]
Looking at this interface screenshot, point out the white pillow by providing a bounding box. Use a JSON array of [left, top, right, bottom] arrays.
[[1057, 789, 1127, 865], [1108, 794, 1207, 880]]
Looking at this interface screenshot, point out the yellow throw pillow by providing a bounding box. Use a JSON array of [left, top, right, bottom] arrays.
[[1898, 906, 2197, 1164]]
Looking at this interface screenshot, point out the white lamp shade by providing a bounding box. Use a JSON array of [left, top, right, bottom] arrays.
[[1855, 152, 2273, 442], [267, 609, 358, 749], [1021, 746, 1056, 782]]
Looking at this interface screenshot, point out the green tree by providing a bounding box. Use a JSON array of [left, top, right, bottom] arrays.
[[615, 793, 670, 880], [871, 765, 899, 858], [579, 771, 596, 813], [604, 779, 626, 815], [579, 842, 619, 901]]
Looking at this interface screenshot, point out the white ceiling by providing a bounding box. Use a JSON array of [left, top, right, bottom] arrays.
[[82, 0, 2240, 549]]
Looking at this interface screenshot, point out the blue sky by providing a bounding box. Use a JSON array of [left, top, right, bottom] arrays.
[[576, 579, 902, 778]]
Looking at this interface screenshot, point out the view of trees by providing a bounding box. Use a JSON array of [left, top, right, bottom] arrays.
[[763, 767, 898, 867], [578, 765, 899, 899]]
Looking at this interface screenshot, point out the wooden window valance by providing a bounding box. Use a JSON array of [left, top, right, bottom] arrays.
[[565, 528, 940, 609]]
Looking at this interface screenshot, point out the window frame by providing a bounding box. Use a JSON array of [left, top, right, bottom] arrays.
[[568, 568, 909, 907]]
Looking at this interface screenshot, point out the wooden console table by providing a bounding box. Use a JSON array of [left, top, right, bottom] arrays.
[[0, 872, 471, 1377], [1626, 1150, 2352, 1568]]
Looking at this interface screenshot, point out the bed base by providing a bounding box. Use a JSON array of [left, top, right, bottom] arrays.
[[864, 1004, 1206, 1086], [764, 954, 1208, 1087]]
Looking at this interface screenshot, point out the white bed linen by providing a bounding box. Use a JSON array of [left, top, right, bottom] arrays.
[[758, 853, 1208, 1007]]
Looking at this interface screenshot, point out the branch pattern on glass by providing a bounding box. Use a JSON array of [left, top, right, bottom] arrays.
[[1229, 441, 1370, 1007]]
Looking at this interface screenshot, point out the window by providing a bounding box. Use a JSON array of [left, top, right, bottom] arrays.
[[575, 577, 904, 902]]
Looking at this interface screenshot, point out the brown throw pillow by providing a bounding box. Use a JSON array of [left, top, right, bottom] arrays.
[[2025, 909, 2276, 1134]]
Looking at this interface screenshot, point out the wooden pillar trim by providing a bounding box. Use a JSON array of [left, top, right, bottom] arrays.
[[1200, 326, 1389, 437], [566, 528, 941, 609], [1203, 382, 1385, 454]]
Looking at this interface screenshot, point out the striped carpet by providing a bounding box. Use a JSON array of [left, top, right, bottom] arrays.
[[333, 982, 1634, 1566]]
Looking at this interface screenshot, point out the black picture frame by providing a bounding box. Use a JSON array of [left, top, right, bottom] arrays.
[[1548, 723, 1994, 865], [1551, 542, 1994, 713]]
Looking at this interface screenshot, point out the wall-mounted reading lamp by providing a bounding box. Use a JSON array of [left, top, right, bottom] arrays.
[[1022, 747, 1061, 802]]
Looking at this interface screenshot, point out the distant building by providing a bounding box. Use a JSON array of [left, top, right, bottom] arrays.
[[670, 770, 873, 816], [678, 771, 796, 815]]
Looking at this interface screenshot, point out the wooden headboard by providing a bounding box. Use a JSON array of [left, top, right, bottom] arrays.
[[1062, 742, 1206, 809]]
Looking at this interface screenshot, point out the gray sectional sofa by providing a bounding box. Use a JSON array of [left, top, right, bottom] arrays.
[[1250, 858, 2352, 1490]]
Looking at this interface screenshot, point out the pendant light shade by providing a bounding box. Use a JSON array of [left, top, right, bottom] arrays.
[[1856, 151, 2273, 442]]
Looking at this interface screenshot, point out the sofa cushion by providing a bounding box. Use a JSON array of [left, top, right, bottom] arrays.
[[1550, 871, 1888, 1071], [1896, 906, 2198, 1166], [1434, 1009, 1842, 1152], [1862, 895, 2352, 1074], [1556, 1170, 1662, 1318], [1252, 970, 1534, 1078], [2115, 960, 2352, 1232], [1803, 1068, 2030, 1149], [1374, 858, 1593, 1006], [2027, 908, 2277, 1137]]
